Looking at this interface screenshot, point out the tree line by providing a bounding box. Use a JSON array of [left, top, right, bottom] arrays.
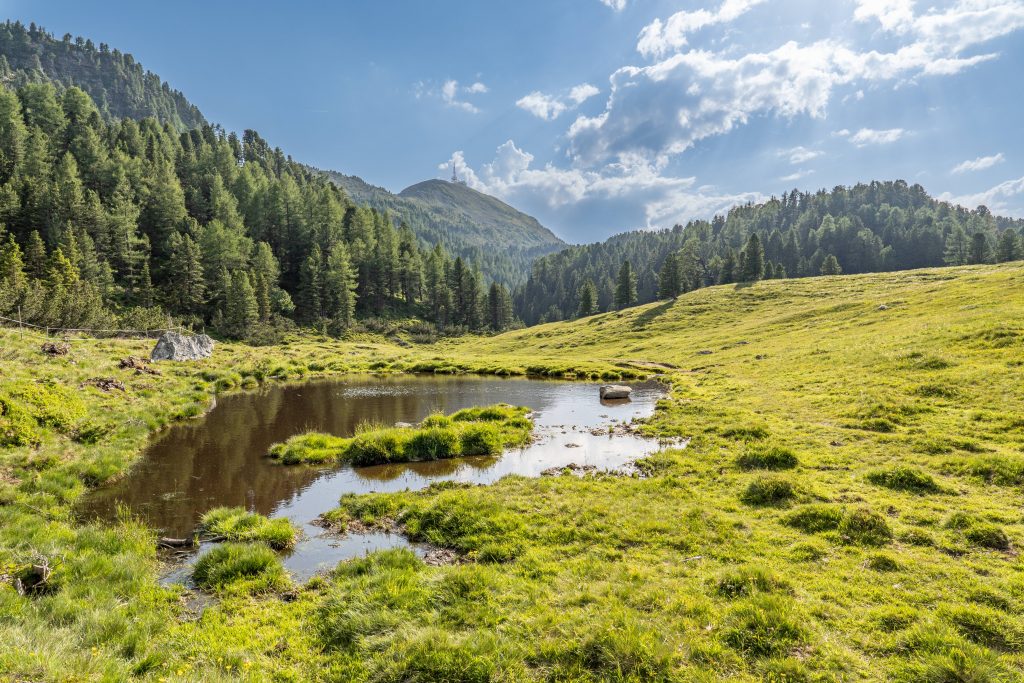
[[514, 181, 1024, 325], [0, 82, 515, 340]]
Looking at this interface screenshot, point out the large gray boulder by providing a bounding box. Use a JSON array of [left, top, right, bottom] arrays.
[[150, 331, 214, 362], [599, 385, 632, 400]]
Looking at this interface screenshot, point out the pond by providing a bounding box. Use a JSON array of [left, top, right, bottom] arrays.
[[79, 375, 666, 582]]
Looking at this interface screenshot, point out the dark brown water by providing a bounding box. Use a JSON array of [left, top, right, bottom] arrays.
[[79, 375, 665, 582]]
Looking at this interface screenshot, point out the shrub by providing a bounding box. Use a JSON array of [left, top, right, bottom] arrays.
[[459, 423, 503, 456], [783, 505, 843, 533], [867, 466, 943, 494], [964, 524, 1010, 551], [741, 477, 795, 506], [838, 508, 892, 546], [723, 595, 810, 658], [715, 566, 790, 599], [0, 397, 41, 447], [736, 444, 798, 471], [192, 543, 287, 592], [199, 507, 297, 550]]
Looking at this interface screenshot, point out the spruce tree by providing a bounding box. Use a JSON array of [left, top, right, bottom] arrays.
[[577, 279, 598, 317], [487, 282, 513, 331], [657, 252, 682, 299], [614, 261, 637, 310], [323, 242, 357, 335], [718, 249, 737, 285], [165, 232, 205, 314], [996, 229, 1019, 263], [297, 244, 323, 322], [820, 254, 842, 275], [741, 233, 765, 282], [224, 270, 258, 338], [969, 232, 990, 265]]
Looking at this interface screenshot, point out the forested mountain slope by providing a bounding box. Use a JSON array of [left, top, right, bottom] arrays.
[[323, 171, 565, 287], [516, 181, 1024, 325], [0, 83, 517, 340], [0, 21, 205, 131]]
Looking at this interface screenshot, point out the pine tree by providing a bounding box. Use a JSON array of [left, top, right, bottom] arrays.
[[614, 261, 637, 310], [774, 263, 787, 279], [224, 270, 258, 338], [820, 254, 842, 275], [741, 233, 765, 282], [996, 229, 1020, 263], [135, 258, 154, 307], [577, 279, 598, 317], [657, 252, 682, 299]]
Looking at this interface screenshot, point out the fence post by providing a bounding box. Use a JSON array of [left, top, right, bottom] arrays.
[[18, 305, 22, 341]]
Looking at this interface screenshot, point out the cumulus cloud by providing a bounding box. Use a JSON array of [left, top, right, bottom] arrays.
[[951, 153, 1005, 174], [940, 176, 1024, 214], [439, 141, 763, 228], [415, 79, 488, 113], [570, 1, 1024, 167], [599, 0, 627, 10], [842, 128, 907, 146], [516, 83, 601, 120], [637, 0, 768, 57]]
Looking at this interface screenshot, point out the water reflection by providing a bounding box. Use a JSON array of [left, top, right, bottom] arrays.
[[80, 375, 665, 581]]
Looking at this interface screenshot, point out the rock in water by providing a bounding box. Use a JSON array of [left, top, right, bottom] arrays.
[[599, 385, 632, 400], [151, 332, 214, 361]]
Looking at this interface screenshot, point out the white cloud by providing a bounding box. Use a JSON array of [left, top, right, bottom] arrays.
[[516, 83, 600, 121], [439, 141, 764, 228], [637, 0, 768, 58], [415, 79, 488, 113], [783, 146, 822, 164], [600, 0, 627, 11], [940, 176, 1024, 214], [846, 127, 906, 146], [951, 153, 1005, 174], [780, 169, 815, 182], [853, 0, 916, 32], [571, 1, 1024, 167]]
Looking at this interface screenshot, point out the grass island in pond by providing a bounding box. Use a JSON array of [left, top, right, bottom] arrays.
[[268, 404, 534, 465]]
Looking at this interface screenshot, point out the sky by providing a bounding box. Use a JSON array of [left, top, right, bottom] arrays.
[[4, 0, 1024, 244]]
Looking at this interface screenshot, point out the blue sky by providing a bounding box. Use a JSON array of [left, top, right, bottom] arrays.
[[4, 0, 1024, 243]]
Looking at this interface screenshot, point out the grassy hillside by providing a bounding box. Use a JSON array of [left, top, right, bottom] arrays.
[[1, 263, 1022, 680], [324, 172, 566, 286]]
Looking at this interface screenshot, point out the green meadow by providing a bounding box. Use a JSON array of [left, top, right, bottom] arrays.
[[1, 263, 1023, 681]]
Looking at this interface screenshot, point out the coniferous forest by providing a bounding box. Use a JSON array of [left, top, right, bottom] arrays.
[[515, 182, 1024, 325], [0, 81, 514, 340]]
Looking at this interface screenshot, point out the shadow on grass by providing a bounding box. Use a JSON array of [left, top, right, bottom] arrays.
[[630, 301, 674, 330]]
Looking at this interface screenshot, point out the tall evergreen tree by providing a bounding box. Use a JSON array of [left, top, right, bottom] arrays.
[[820, 254, 842, 275], [323, 242, 357, 335], [969, 231, 990, 265], [165, 232, 205, 314], [577, 279, 598, 317], [487, 281, 513, 331], [657, 252, 682, 299], [740, 233, 765, 282], [224, 270, 258, 338], [297, 244, 323, 322], [996, 229, 1019, 263], [614, 261, 637, 310]]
